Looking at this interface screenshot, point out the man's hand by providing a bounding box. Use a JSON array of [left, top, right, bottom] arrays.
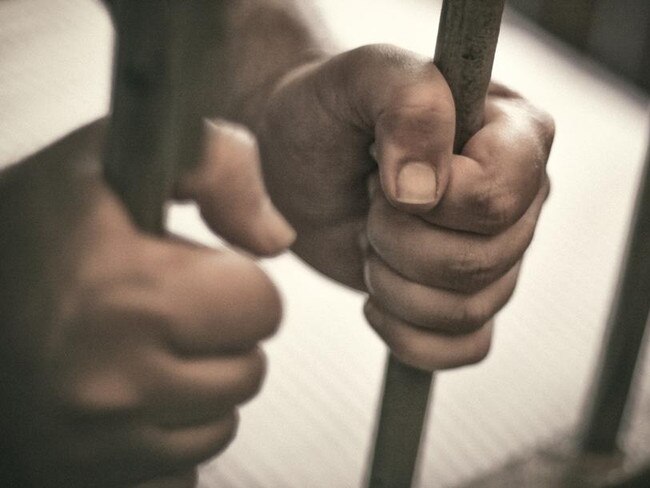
[[257, 44, 554, 371], [0, 120, 292, 487]]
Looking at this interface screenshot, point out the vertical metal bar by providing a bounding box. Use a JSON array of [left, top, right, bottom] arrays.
[[367, 356, 434, 488], [435, 0, 506, 152], [580, 133, 650, 454], [104, 0, 223, 232], [367, 2, 505, 487], [103, 1, 224, 486]]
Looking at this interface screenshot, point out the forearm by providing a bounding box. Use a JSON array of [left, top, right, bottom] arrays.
[[213, 0, 333, 129]]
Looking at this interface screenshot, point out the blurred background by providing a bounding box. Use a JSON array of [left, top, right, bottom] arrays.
[[511, 0, 649, 92]]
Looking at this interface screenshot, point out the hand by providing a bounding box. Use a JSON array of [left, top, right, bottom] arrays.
[[257, 44, 554, 370], [0, 120, 292, 487]]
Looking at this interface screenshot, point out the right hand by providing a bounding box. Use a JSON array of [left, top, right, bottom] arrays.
[[256, 45, 553, 371], [0, 120, 291, 487]]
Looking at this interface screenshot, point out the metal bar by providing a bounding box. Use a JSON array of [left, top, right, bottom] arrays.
[[367, 2, 505, 487], [367, 355, 434, 488], [580, 132, 650, 454], [103, 1, 224, 486], [434, 0, 506, 152], [104, 0, 223, 231]]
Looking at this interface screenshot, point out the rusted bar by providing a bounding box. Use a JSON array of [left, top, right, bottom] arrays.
[[367, 2, 505, 487], [580, 132, 650, 454], [103, 1, 224, 486], [435, 0, 506, 152]]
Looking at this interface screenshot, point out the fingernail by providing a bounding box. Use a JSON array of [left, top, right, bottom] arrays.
[[396, 162, 437, 204], [261, 201, 297, 253]]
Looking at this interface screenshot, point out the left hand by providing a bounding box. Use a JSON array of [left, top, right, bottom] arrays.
[[0, 120, 291, 488], [255, 44, 554, 370]]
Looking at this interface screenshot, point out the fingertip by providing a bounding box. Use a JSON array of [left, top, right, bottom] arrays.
[[372, 107, 453, 213], [252, 200, 297, 256], [239, 200, 297, 257]]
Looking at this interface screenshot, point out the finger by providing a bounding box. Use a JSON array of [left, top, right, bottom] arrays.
[[48, 414, 224, 488], [145, 349, 267, 426], [421, 91, 555, 234], [367, 174, 549, 293], [93, 413, 238, 481], [132, 470, 197, 488], [86, 413, 238, 484], [53, 374, 239, 485], [364, 299, 494, 371], [364, 250, 520, 334], [139, 240, 282, 355], [142, 411, 239, 474], [176, 119, 295, 256], [328, 44, 455, 212]]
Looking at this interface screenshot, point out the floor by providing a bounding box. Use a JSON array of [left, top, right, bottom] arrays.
[[1, 1, 649, 487]]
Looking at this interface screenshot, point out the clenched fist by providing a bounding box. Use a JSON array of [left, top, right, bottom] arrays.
[[0, 120, 292, 487], [256, 44, 554, 371]]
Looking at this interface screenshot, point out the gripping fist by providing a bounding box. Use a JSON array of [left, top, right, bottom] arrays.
[[0, 120, 292, 487], [257, 44, 554, 371]]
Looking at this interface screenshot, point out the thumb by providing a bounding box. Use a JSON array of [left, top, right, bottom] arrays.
[[176, 119, 295, 256], [333, 45, 456, 213]]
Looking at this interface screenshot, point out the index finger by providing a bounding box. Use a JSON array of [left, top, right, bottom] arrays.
[[422, 89, 555, 234]]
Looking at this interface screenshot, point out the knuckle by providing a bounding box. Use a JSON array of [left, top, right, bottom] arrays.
[[173, 414, 239, 469], [445, 246, 495, 293], [58, 375, 141, 419], [234, 350, 268, 404], [344, 43, 454, 124], [364, 300, 403, 349], [205, 413, 239, 457], [464, 326, 494, 366], [389, 336, 436, 372], [472, 189, 521, 234], [366, 208, 384, 251], [366, 315, 427, 369], [348, 43, 406, 68], [363, 299, 434, 371], [507, 95, 556, 151], [363, 299, 384, 332], [534, 108, 556, 149], [212, 414, 239, 454], [237, 258, 283, 340], [388, 334, 426, 370], [453, 299, 491, 334], [384, 332, 411, 362], [363, 253, 384, 297], [210, 118, 259, 154]]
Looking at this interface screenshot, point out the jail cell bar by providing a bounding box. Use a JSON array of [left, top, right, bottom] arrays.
[[580, 131, 650, 456], [367, 1, 506, 487], [104, 1, 226, 487]]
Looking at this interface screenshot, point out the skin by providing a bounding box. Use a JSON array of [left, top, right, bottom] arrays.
[[0, 0, 554, 485], [0, 120, 293, 487], [254, 45, 554, 371], [213, 4, 554, 369]]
